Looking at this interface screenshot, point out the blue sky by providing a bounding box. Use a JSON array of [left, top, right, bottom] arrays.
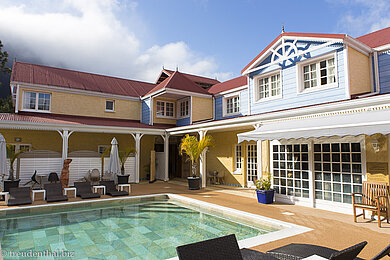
[[0, 0, 389, 83]]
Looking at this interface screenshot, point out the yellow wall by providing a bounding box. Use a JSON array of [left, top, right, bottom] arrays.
[[68, 133, 135, 153], [152, 97, 176, 125], [18, 87, 140, 120], [348, 47, 371, 96], [192, 97, 213, 123], [261, 140, 270, 175], [206, 130, 253, 186], [1, 129, 62, 152], [365, 134, 389, 184], [140, 135, 155, 179]]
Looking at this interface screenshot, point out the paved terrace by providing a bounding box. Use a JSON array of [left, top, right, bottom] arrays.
[[0, 181, 389, 259]]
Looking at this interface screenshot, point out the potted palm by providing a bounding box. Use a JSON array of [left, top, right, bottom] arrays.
[[4, 145, 29, 191], [118, 147, 136, 184], [179, 134, 214, 190], [255, 174, 274, 204]]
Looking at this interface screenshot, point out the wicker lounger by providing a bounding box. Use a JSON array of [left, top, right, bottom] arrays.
[[176, 234, 277, 260], [100, 181, 128, 197], [266, 242, 367, 260], [74, 181, 101, 199], [7, 187, 32, 206], [44, 183, 68, 203]]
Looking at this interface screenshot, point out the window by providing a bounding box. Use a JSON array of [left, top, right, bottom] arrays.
[[156, 101, 174, 117], [105, 100, 115, 112], [314, 142, 363, 204], [226, 96, 239, 115], [272, 143, 310, 198], [98, 145, 110, 154], [234, 144, 242, 173], [255, 73, 281, 101], [300, 55, 336, 92], [9, 144, 32, 153], [22, 91, 51, 111], [179, 99, 189, 118]]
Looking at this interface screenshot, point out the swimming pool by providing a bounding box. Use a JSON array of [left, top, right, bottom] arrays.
[[0, 194, 311, 259]]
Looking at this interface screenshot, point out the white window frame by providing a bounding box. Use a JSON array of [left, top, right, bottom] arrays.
[[9, 143, 32, 153], [297, 52, 338, 94], [156, 100, 175, 118], [22, 91, 51, 113], [234, 144, 242, 174], [222, 94, 240, 117], [178, 98, 190, 118], [98, 145, 110, 154], [105, 100, 115, 112], [253, 70, 282, 103]]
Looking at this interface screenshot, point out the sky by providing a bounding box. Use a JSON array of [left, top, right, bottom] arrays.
[[0, 0, 389, 90]]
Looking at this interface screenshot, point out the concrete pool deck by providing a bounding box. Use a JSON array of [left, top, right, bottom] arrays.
[[1, 180, 389, 259]]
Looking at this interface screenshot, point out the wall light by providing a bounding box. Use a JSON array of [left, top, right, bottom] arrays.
[[371, 138, 380, 153]]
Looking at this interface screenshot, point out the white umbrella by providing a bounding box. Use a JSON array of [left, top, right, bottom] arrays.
[[108, 137, 120, 174], [0, 134, 7, 191]]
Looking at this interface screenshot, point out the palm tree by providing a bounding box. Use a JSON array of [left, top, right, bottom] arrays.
[[119, 147, 136, 175], [6, 145, 29, 180], [179, 134, 214, 178]]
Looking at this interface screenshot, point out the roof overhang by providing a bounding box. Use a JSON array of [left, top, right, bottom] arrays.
[[237, 106, 390, 143], [0, 120, 165, 135], [141, 88, 212, 100]]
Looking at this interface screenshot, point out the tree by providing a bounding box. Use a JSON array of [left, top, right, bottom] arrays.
[[179, 134, 214, 177], [0, 96, 13, 113], [0, 40, 11, 74]]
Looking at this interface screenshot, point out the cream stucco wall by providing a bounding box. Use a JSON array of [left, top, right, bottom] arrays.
[[348, 47, 371, 96], [18, 87, 140, 120], [191, 96, 213, 123]]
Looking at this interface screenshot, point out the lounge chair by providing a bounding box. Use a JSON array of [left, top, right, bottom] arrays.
[[176, 234, 277, 260], [372, 244, 390, 260], [44, 183, 68, 202], [266, 241, 367, 260], [74, 181, 101, 199], [100, 181, 128, 197], [7, 187, 32, 206]]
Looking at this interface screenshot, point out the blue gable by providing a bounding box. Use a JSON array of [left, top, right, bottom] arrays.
[[379, 52, 390, 94], [141, 99, 151, 125]]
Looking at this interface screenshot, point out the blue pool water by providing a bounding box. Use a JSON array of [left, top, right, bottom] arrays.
[[0, 200, 278, 259]]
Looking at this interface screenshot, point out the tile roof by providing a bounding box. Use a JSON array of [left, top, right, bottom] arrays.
[[207, 76, 247, 94], [241, 32, 346, 74], [163, 69, 220, 85], [145, 71, 211, 96], [11, 62, 156, 97], [356, 26, 390, 48], [0, 112, 170, 129]]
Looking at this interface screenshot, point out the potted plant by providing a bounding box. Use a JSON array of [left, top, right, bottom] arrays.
[[179, 134, 214, 190], [255, 174, 274, 204], [117, 147, 136, 184], [4, 145, 29, 191]]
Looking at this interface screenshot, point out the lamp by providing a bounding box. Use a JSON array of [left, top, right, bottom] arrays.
[[371, 138, 380, 153]]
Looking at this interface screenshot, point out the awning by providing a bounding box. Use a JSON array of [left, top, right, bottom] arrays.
[[237, 108, 390, 142]]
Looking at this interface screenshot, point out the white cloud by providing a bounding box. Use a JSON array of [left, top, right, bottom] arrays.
[[0, 0, 231, 82], [333, 0, 390, 36]]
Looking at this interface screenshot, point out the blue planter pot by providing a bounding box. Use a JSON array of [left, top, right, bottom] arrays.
[[256, 189, 274, 204]]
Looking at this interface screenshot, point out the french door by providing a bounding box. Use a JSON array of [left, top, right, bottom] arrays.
[[246, 144, 258, 187]]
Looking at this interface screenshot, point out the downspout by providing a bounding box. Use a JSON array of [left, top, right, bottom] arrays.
[[15, 85, 20, 113], [356, 51, 380, 98]]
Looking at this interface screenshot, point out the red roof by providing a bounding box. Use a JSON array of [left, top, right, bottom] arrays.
[[241, 32, 346, 74], [207, 76, 247, 94], [356, 26, 390, 48], [145, 71, 211, 96], [163, 69, 220, 85], [0, 112, 170, 129], [11, 62, 156, 97]]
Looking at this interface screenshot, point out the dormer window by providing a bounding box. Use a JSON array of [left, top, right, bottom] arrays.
[[223, 95, 240, 117], [22, 91, 50, 112], [179, 99, 189, 118], [254, 71, 281, 102], [105, 100, 115, 112], [298, 53, 337, 93], [156, 100, 174, 118]]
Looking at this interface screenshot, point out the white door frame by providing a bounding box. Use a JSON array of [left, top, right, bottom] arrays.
[[246, 143, 258, 187]]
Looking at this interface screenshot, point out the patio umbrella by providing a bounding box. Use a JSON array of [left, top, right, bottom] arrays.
[[108, 137, 120, 175], [0, 134, 7, 190]]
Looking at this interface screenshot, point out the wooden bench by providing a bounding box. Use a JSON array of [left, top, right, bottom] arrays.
[[352, 181, 389, 227]]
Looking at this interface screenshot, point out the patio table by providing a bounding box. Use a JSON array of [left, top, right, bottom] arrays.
[[32, 189, 46, 201], [118, 184, 131, 193], [36, 174, 48, 189], [64, 187, 76, 198], [0, 191, 9, 203], [93, 185, 106, 195]]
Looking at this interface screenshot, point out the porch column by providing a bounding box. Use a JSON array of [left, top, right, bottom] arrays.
[[257, 140, 262, 179], [57, 130, 74, 162], [198, 130, 208, 188], [161, 133, 169, 181], [131, 133, 144, 183]]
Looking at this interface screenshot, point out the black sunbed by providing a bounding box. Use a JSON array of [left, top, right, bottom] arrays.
[[100, 181, 128, 197], [74, 181, 100, 199], [44, 183, 68, 202], [7, 187, 32, 206]]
